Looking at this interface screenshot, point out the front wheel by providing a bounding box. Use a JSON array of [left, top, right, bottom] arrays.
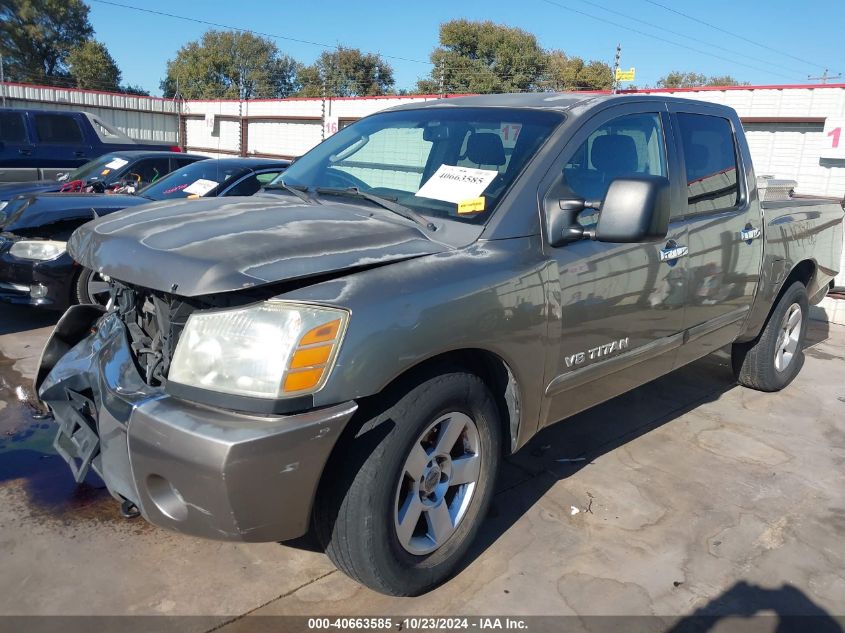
[[314, 370, 501, 596], [73, 267, 111, 307], [732, 280, 809, 391]]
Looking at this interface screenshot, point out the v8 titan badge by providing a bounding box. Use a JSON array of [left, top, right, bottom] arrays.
[[416, 164, 498, 204]]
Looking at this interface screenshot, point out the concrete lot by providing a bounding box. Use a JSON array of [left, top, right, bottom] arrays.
[[0, 304, 843, 627]]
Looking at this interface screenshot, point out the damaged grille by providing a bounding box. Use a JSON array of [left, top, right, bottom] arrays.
[[111, 282, 195, 386]]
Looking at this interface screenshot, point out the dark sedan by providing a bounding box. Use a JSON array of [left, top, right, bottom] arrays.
[[0, 150, 206, 210], [0, 157, 289, 310]]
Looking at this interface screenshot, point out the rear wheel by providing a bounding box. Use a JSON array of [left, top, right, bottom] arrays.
[[73, 267, 111, 307], [732, 281, 809, 391], [314, 370, 501, 596]]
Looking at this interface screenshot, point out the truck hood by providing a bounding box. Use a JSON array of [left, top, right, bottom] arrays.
[[0, 192, 144, 233], [68, 196, 450, 297]]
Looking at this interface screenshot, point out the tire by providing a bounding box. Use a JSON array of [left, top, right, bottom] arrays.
[[314, 370, 501, 596], [73, 267, 111, 306], [732, 281, 809, 392]]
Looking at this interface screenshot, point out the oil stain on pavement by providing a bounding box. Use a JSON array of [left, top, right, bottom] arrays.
[[0, 348, 133, 529]]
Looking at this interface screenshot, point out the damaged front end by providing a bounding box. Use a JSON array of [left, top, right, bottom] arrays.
[[36, 281, 358, 542]]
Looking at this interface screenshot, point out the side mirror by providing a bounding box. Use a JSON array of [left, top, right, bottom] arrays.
[[546, 175, 670, 247], [593, 175, 670, 243]]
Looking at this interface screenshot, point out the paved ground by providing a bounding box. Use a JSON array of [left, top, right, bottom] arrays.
[[1, 303, 843, 628]]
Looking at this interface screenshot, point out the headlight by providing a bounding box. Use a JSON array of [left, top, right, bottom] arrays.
[[169, 301, 349, 399], [9, 240, 67, 261], [0, 201, 7, 212]]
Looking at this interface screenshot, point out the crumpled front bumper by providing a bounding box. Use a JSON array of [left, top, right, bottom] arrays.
[[37, 306, 357, 542]]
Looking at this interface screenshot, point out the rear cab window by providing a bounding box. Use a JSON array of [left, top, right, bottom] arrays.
[[675, 112, 740, 214], [0, 112, 28, 143], [34, 114, 84, 144]]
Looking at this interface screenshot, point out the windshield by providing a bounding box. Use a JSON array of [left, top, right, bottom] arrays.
[[138, 160, 246, 200], [271, 107, 563, 224], [60, 154, 130, 183]]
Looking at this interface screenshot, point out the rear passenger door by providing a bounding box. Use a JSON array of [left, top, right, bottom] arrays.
[[0, 110, 35, 168], [668, 106, 764, 365], [31, 112, 92, 167]]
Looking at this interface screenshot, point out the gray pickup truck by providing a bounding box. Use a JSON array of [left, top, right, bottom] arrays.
[[36, 93, 843, 596]]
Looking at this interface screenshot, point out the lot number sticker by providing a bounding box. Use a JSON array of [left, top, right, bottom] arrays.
[[415, 165, 498, 204], [183, 179, 218, 196], [105, 157, 129, 169]]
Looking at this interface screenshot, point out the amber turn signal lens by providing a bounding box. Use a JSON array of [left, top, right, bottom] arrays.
[[283, 368, 325, 393], [289, 344, 332, 369], [299, 319, 341, 345]]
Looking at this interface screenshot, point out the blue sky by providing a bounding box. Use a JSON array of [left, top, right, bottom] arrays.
[[87, 0, 845, 95]]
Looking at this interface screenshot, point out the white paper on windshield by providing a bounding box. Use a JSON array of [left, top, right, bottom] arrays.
[[105, 157, 129, 169], [183, 178, 218, 196], [415, 165, 498, 204]]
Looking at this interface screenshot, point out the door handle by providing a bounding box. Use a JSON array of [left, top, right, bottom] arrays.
[[740, 226, 761, 241], [660, 241, 688, 263], [73, 151, 86, 157], [18, 148, 33, 156]]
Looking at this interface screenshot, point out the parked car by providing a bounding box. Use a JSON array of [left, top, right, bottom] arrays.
[[36, 94, 843, 596], [0, 158, 288, 309], [0, 150, 205, 212], [0, 108, 183, 183]]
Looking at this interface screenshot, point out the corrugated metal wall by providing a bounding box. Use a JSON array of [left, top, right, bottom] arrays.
[[2, 82, 179, 142]]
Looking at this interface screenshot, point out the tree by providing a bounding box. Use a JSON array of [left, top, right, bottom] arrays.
[[297, 47, 395, 97], [0, 0, 93, 82], [67, 39, 120, 91], [120, 84, 150, 96], [161, 30, 299, 99], [540, 50, 612, 91], [656, 71, 746, 88], [416, 20, 546, 94]]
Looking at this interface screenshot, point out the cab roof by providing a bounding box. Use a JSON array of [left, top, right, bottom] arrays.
[[385, 92, 736, 117]]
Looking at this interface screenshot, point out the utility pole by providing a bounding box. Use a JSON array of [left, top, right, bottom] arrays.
[[0, 55, 6, 108], [807, 68, 841, 84], [612, 44, 621, 94], [320, 69, 327, 141], [438, 59, 445, 99]]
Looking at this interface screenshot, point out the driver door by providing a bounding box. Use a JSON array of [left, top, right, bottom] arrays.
[[541, 103, 689, 427]]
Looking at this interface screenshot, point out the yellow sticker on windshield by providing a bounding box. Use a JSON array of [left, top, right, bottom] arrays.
[[101, 169, 111, 175], [457, 197, 486, 215]]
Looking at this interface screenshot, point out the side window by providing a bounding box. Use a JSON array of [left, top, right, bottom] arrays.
[[256, 171, 283, 185], [676, 113, 739, 214], [34, 114, 84, 144], [563, 112, 667, 203], [127, 158, 171, 186], [224, 174, 261, 197], [0, 112, 27, 143]]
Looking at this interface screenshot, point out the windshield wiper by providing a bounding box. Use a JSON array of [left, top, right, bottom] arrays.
[[263, 180, 317, 204], [315, 187, 436, 232]]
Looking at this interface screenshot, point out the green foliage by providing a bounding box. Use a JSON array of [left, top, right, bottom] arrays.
[[67, 39, 120, 91], [297, 47, 395, 97], [417, 20, 546, 94], [416, 20, 612, 94], [120, 84, 150, 96], [0, 0, 93, 82], [540, 50, 612, 91], [656, 71, 746, 88], [161, 30, 299, 99]]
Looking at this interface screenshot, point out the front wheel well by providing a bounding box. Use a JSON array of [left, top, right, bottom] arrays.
[[356, 349, 521, 456]]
